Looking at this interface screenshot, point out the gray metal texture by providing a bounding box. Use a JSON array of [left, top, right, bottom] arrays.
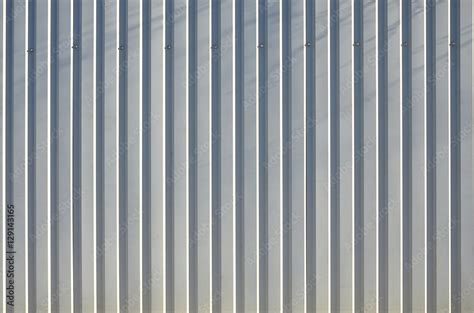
[[1, 0, 473, 312]]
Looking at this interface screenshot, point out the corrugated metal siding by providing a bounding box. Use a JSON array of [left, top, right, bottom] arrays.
[[1, 0, 473, 312]]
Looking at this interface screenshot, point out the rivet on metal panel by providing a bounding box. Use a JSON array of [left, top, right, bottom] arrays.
[[449, 41, 456, 47], [210, 44, 218, 50], [164, 44, 172, 50], [401, 41, 408, 47], [353, 41, 360, 47], [257, 43, 264, 49], [27, 48, 34, 53], [118, 45, 125, 51], [304, 42, 311, 47], [72, 43, 79, 49]]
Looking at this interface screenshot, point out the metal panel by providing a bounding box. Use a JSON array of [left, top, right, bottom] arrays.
[[1, 0, 473, 312]]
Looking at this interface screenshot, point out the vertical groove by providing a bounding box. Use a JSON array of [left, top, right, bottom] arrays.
[[3, 1, 14, 313], [352, 0, 364, 312], [117, 0, 128, 311], [49, 0, 59, 311], [94, 0, 105, 311], [210, 0, 221, 311], [304, 0, 316, 310], [71, 0, 82, 310], [376, 0, 388, 311], [234, 0, 245, 310], [26, 0, 37, 311], [425, 0, 436, 312], [448, 0, 461, 311], [281, 0, 292, 311], [256, 0, 268, 311], [141, 0, 152, 311], [400, 0, 412, 311], [328, 0, 340, 311], [187, 0, 198, 311], [163, 0, 174, 310]]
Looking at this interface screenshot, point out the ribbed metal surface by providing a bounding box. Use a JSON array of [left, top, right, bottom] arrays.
[[1, 0, 473, 312]]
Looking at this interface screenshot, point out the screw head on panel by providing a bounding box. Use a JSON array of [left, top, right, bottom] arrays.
[[401, 41, 408, 47], [27, 48, 34, 53], [449, 41, 456, 47], [304, 42, 311, 47], [257, 43, 264, 49], [164, 44, 172, 50], [118, 45, 125, 51], [72, 43, 79, 49], [353, 41, 360, 47], [211, 44, 218, 50]]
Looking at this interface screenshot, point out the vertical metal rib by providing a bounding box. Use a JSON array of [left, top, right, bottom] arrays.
[[281, 0, 292, 311], [71, 0, 82, 310], [94, 0, 105, 311], [352, 0, 364, 311], [425, 0, 437, 311], [187, 0, 198, 311], [117, 0, 128, 310], [256, 0, 268, 310], [141, 0, 152, 311], [376, 1, 388, 312], [26, 0, 37, 311], [328, 0, 340, 311], [163, 0, 174, 310], [3, 1, 14, 312], [49, 0, 60, 311], [448, 0, 461, 311], [400, 0, 412, 311], [234, 0, 245, 310], [304, 0, 316, 310], [210, 0, 221, 311]]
